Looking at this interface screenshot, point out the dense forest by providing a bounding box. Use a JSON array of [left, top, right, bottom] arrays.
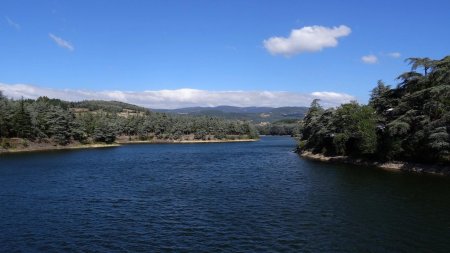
[[156, 106, 308, 124], [0, 96, 259, 149], [298, 56, 450, 164], [255, 119, 301, 136]]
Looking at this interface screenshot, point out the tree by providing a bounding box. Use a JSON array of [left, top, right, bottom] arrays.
[[299, 55, 450, 164], [93, 115, 116, 144], [406, 57, 435, 76], [45, 106, 72, 145], [12, 99, 32, 138], [0, 91, 11, 138], [369, 80, 391, 114]]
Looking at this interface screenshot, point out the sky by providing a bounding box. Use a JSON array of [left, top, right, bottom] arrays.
[[1, 0, 449, 108]]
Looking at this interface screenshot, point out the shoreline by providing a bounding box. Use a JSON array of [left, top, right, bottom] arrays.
[[0, 138, 258, 155], [0, 143, 121, 154], [116, 138, 258, 144], [299, 151, 450, 176]]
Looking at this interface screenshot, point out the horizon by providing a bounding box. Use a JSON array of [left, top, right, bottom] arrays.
[[1, 0, 449, 108], [0, 83, 353, 109]]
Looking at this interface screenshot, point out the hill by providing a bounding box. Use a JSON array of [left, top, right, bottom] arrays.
[[0, 95, 259, 152], [153, 106, 308, 123]]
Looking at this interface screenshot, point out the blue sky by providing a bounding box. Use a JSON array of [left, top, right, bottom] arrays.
[[1, 0, 449, 108]]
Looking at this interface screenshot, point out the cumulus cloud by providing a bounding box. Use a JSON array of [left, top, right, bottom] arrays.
[[361, 54, 378, 64], [263, 25, 351, 56], [49, 33, 74, 51], [5, 16, 20, 30], [388, 52, 401, 58], [0, 83, 355, 109]]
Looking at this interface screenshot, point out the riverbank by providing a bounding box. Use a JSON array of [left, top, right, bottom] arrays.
[[0, 137, 258, 154], [115, 135, 258, 144], [0, 141, 121, 154], [299, 151, 450, 176], [117, 139, 258, 144]]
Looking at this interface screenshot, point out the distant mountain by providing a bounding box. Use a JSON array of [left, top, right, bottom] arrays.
[[43, 100, 307, 123], [35, 99, 307, 123], [71, 100, 150, 113], [156, 106, 275, 114], [153, 106, 308, 123]]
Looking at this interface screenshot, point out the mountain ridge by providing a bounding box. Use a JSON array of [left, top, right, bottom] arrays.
[[153, 106, 308, 123]]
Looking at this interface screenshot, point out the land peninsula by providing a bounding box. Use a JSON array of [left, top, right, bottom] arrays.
[[296, 56, 450, 176], [0, 98, 259, 154]]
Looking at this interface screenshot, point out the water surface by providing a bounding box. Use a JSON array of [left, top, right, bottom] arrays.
[[1, 136, 449, 252]]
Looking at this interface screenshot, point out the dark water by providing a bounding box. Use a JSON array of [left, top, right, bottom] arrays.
[[1, 136, 449, 252]]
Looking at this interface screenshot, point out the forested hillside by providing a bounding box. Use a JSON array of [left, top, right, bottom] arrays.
[[256, 119, 301, 136], [0, 96, 258, 149], [298, 56, 450, 164], [155, 106, 308, 123]]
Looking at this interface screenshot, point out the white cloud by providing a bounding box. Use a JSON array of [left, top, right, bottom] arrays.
[[263, 25, 351, 56], [0, 83, 355, 109], [311, 91, 353, 100], [388, 52, 401, 58], [5, 16, 20, 30], [49, 33, 74, 51], [361, 54, 378, 64]]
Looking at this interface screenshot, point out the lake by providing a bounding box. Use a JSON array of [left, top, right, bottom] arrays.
[[1, 136, 449, 252]]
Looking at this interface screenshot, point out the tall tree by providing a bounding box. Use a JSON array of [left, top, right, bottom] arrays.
[[406, 57, 435, 76], [12, 98, 32, 138]]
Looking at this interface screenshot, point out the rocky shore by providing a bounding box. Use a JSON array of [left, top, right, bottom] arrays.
[[299, 151, 450, 176]]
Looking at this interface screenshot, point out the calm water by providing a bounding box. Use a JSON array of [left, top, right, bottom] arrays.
[[1, 136, 449, 252]]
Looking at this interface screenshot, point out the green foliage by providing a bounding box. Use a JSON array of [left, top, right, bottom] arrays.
[[298, 101, 377, 157], [71, 100, 149, 114], [92, 115, 117, 144], [333, 133, 349, 155], [12, 99, 32, 139], [255, 119, 301, 136], [156, 106, 308, 124], [21, 139, 29, 148], [369, 80, 391, 114], [1, 138, 10, 149], [0, 95, 259, 145], [298, 56, 450, 164]]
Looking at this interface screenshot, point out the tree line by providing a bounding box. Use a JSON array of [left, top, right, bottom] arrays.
[[298, 56, 450, 164], [255, 119, 301, 136], [0, 96, 259, 147]]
